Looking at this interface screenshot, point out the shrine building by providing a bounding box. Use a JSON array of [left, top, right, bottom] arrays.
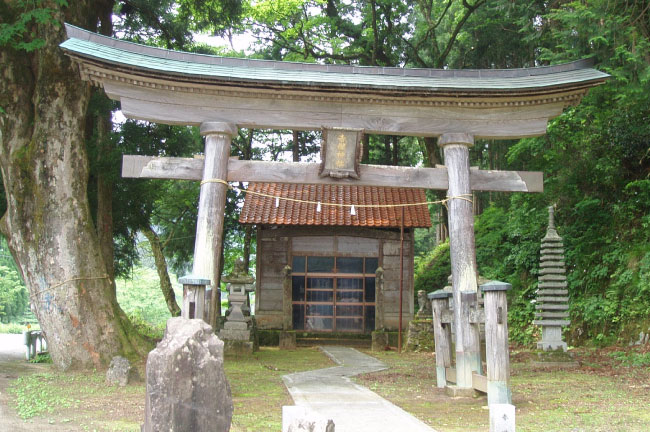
[[239, 183, 431, 333]]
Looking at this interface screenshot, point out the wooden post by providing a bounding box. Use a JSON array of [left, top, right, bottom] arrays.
[[398, 206, 405, 353], [440, 133, 481, 389], [282, 265, 293, 331], [179, 276, 210, 321], [375, 267, 385, 331], [430, 290, 453, 388], [481, 281, 512, 405], [191, 122, 237, 330]]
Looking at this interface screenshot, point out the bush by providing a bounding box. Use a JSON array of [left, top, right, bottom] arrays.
[[413, 241, 451, 294], [0, 322, 28, 334]]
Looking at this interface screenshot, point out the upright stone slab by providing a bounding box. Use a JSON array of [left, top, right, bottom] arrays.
[[280, 265, 297, 350], [405, 290, 434, 352], [371, 267, 389, 351], [143, 317, 233, 432], [534, 207, 570, 351]]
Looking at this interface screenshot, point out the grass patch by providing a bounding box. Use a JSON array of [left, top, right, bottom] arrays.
[[226, 347, 333, 432], [9, 373, 78, 419], [0, 322, 38, 334], [8, 368, 145, 430], [357, 347, 650, 432], [6, 347, 332, 431]]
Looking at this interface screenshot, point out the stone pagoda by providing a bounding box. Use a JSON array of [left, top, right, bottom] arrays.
[[534, 206, 570, 351]]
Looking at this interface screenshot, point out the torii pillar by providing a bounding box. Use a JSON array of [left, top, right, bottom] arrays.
[[188, 121, 237, 328], [440, 133, 482, 393]]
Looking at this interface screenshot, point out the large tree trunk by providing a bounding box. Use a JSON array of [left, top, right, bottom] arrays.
[[0, 2, 149, 370], [143, 226, 181, 317]]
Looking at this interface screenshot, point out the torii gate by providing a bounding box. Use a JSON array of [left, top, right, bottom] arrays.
[[61, 24, 607, 393]]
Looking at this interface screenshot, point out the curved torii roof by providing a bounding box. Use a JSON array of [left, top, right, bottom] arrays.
[[61, 24, 608, 138]]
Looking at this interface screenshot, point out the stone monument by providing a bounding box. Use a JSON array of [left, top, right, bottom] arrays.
[[143, 317, 233, 432], [405, 290, 435, 352], [371, 267, 389, 351], [534, 206, 570, 351], [280, 265, 297, 349], [219, 258, 257, 354]]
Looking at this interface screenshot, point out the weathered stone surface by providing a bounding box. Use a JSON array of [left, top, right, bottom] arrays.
[[536, 206, 570, 352], [371, 330, 389, 351], [282, 406, 335, 432], [489, 403, 515, 432], [405, 319, 435, 352], [220, 261, 257, 353], [416, 290, 433, 318], [143, 317, 233, 432], [280, 331, 297, 350], [106, 356, 132, 386]]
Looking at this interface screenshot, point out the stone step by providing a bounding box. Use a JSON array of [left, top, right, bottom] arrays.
[[540, 248, 565, 255], [533, 319, 570, 326], [541, 241, 563, 248], [535, 311, 570, 318], [540, 254, 564, 261], [539, 267, 566, 275], [539, 273, 567, 281], [537, 296, 569, 303], [296, 337, 372, 348], [538, 281, 568, 289], [537, 289, 569, 296], [540, 260, 565, 268], [535, 304, 569, 310]]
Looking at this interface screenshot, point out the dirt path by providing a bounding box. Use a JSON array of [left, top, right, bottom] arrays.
[[0, 334, 74, 431]]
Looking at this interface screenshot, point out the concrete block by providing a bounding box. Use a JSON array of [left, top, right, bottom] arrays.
[[371, 331, 389, 351], [279, 331, 297, 350], [489, 403, 515, 432], [445, 385, 479, 398], [282, 406, 335, 432]]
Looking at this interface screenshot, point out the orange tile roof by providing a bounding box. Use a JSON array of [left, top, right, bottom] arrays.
[[239, 183, 432, 228]]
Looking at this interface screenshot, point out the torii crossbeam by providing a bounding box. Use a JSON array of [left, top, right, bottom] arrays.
[[61, 23, 607, 396]]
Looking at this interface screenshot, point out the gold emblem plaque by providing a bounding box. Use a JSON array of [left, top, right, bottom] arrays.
[[319, 128, 363, 179]]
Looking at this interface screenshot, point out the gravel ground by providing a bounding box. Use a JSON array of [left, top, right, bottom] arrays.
[[0, 334, 25, 362]]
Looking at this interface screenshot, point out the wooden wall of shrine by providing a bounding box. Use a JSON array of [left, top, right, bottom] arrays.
[[254, 225, 414, 332]]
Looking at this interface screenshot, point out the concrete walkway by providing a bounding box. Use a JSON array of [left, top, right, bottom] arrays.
[[283, 346, 436, 432]]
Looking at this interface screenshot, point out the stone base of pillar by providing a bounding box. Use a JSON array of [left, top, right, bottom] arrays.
[[405, 319, 434, 352], [538, 326, 567, 352], [445, 385, 479, 398], [224, 339, 255, 355], [489, 404, 515, 432], [531, 350, 579, 369], [279, 331, 297, 350], [371, 331, 389, 351]]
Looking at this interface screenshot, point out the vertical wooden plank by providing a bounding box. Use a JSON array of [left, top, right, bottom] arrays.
[[190, 122, 237, 329], [482, 281, 512, 405], [430, 291, 453, 388], [282, 265, 292, 331], [441, 133, 481, 389], [375, 267, 385, 330]]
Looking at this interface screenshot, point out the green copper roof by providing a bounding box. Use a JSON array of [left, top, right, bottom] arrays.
[[60, 24, 608, 93]]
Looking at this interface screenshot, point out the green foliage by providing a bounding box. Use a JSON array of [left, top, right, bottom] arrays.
[[28, 353, 52, 364], [413, 241, 450, 294], [116, 267, 182, 335], [609, 350, 650, 367], [0, 262, 28, 324], [8, 373, 77, 419], [0, 322, 29, 334], [0, 0, 67, 52]]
